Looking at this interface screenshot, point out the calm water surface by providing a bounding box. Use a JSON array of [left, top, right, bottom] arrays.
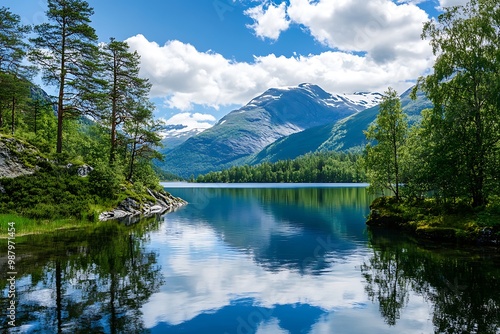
[[1, 184, 499, 333]]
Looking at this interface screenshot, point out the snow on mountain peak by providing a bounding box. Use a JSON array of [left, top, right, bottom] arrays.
[[244, 83, 382, 111]]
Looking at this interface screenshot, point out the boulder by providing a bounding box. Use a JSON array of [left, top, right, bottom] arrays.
[[0, 138, 38, 178], [77, 164, 94, 177], [99, 188, 187, 222]]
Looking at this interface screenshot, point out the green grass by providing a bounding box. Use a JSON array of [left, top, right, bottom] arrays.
[[0, 214, 98, 237]]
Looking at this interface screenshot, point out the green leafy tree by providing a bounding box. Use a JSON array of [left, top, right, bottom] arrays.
[[414, 0, 500, 206], [101, 38, 151, 163], [29, 0, 103, 154], [364, 88, 408, 201]]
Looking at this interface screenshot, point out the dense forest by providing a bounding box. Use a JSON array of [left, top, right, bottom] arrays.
[[364, 0, 500, 234], [196, 152, 365, 183], [365, 0, 500, 206], [0, 1, 164, 220]]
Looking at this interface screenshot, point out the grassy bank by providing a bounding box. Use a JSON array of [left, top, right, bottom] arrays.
[[366, 196, 500, 245], [0, 214, 100, 237], [0, 159, 176, 238]]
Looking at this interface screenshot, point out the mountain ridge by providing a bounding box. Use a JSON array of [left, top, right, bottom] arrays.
[[156, 83, 394, 177]]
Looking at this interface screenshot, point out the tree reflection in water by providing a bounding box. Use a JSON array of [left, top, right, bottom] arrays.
[[361, 229, 500, 333], [0, 217, 164, 333]]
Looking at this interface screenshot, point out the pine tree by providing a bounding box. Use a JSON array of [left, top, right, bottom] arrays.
[[29, 0, 102, 154], [0, 7, 31, 74], [0, 7, 33, 135], [123, 102, 163, 182], [101, 38, 152, 163]]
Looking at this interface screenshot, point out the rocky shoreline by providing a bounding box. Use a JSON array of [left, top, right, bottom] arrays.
[[99, 188, 187, 224]]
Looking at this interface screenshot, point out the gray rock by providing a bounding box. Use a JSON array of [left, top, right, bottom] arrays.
[[0, 139, 37, 178], [77, 164, 94, 177], [99, 188, 187, 222]]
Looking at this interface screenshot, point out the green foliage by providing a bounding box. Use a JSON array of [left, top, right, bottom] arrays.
[[197, 151, 366, 183], [0, 6, 31, 74], [367, 196, 500, 244], [131, 161, 161, 190], [364, 88, 408, 201], [0, 3, 167, 226], [123, 103, 163, 182], [0, 166, 92, 220], [100, 38, 152, 163], [88, 161, 124, 199], [29, 0, 103, 154], [412, 0, 500, 207]]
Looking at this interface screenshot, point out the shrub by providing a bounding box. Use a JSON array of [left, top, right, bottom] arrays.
[[88, 162, 124, 199]]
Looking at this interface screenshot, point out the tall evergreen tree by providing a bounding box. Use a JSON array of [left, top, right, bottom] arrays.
[[29, 0, 102, 154], [0, 73, 30, 134], [101, 38, 152, 163], [0, 7, 31, 74], [123, 102, 163, 182], [0, 7, 33, 135], [414, 0, 500, 206], [364, 88, 408, 201]]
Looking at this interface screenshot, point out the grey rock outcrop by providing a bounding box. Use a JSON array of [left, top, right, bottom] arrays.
[[99, 188, 187, 222], [0, 137, 39, 178], [66, 163, 94, 177]]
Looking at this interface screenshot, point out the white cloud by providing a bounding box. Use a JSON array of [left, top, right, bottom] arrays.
[[439, 0, 468, 7], [162, 112, 216, 131], [285, 0, 431, 64], [126, 34, 434, 111], [245, 2, 290, 40]]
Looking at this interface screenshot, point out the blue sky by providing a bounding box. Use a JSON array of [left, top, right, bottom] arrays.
[[4, 0, 467, 131]]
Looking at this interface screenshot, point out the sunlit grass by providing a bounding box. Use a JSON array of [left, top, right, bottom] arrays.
[[0, 214, 97, 238]]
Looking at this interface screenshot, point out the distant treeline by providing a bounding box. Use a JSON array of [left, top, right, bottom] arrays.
[[196, 152, 366, 183]]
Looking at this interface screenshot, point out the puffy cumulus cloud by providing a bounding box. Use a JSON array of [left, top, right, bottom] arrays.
[[285, 0, 431, 64], [162, 113, 216, 131], [126, 34, 433, 111], [245, 2, 290, 40]]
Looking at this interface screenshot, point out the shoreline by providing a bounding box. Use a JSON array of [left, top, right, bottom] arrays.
[[366, 196, 500, 246], [0, 191, 187, 238]]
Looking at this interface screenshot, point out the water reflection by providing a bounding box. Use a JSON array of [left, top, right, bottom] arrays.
[[168, 187, 373, 275], [362, 229, 500, 333], [1, 186, 498, 333], [0, 219, 164, 333]]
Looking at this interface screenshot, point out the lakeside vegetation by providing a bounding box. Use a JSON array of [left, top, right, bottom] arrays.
[[196, 151, 366, 183], [363, 0, 500, 243], [0, 1, 169, 235]]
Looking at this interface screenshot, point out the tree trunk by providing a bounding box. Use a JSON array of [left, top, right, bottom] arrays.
[[127, 128, 138, 181], [11, 96, 15, 135], [56, 21, 67, 154], [109, 52, 118, 164]]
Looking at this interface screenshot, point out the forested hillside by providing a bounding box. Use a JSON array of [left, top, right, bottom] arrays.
[[196, 152, 365, 183], [0, 2, 172, 223]]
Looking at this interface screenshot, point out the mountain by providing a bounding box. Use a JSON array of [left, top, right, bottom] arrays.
[[249, 87, 432, 165], [157, 83, 382, 177], [159, 126, 206, 152]]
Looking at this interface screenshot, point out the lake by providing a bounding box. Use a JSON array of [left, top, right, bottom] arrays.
[[1, 184, 499, 333]]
